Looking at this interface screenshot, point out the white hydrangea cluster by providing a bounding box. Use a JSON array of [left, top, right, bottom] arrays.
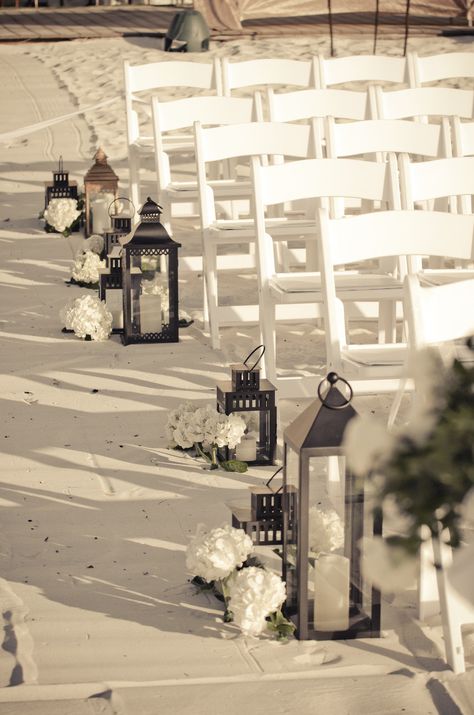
[[166, 403, 246, 451], [44, 198, 81, 235], [83, 234, 105, 256], [60, 294, 113, 341], [186, 523, 254, 583], [71, 250, 105, 285], [309, 506, 345, 555], [228, 566, 286, 636]]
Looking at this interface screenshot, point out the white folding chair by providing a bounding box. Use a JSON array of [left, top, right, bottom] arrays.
[[253, 157, 400, 396], [267, 87, 372, 126], [399, 154, 474, 280], [316, 53, 409, 89], [194, 121, 318, 349], [124, 58, 222, 211], [408, 51, 474, 88], [402, 274, 474, 674], [317, 210, 474, 394], [152, 95, 258, 232]]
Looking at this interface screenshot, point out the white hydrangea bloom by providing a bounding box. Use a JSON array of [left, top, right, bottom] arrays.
[[225, 413, 247, 449], [71, 250, 105, 285], [186, 524, 253, 583], [165, 402, 195, 446], [309, 506, 344, 555], [60, 294, 112, 341], [44, 198, 81, 234], [166, 403, 246, 452], [83, 234, 105, 255], [360, 536, 418, 593], [228, 566, 286, 636]]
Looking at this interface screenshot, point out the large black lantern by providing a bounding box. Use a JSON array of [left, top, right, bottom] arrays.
[[99, 246, 123, 333], [121, 197, 181, 345], [228, 468, 286, 546], [282, 373, 382, 641], [216, 346, 277, 466], [103, 198, 134, 263], [44, 156, 78, 209]]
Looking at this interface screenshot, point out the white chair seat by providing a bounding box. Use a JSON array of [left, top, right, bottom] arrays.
[[269, 271, 401, 300], [418, 270, 474, 286], [342, 343, 407, 368]]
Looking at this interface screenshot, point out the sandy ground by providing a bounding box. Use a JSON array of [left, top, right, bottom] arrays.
[[0, 31, 474, 714]]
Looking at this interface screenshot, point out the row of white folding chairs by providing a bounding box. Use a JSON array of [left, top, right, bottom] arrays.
[[126, 51, 474, 209]]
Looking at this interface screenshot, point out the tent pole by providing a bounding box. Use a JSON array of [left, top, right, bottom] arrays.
[[373, 0, 380, 54], [403, 0, 411, 56]]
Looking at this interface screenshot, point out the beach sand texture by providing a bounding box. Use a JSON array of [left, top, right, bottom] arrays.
[[0, 29, 473, 713]]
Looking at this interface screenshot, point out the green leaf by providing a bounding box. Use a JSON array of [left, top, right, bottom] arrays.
[[221, 459, 248, 473]]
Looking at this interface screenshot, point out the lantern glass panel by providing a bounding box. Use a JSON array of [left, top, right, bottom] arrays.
[[128, 252, 171, 337], [282, 444, 299, 616]]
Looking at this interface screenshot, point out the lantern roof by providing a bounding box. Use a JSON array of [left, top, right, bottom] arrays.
[[121, 197, 181, 247], [84, 147, 119, 185], [284, 375, 357, 454]]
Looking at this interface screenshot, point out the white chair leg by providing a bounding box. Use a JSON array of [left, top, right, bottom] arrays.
[[203, 243, 220, 350], [261, 295, 277, 385], [128, 147, 141, 215], [432, 533, 469, 674], [418, 535, 440, 621], [378, 300, 396, 344], [387, 377, 407, 430]]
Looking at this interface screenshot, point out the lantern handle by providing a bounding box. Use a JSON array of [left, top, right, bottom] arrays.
[[265, 466, 283, 493], [243, 344, 265, 372], [108, 196, 135, 218], [317, 372, 353, 410]]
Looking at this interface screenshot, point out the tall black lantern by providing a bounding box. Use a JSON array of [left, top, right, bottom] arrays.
[[216, 346, 277, 466], [282, 373, 382, 641], [44, 156, 78, 209], [103, 198, 134, 263], [99, 246, 123, 333], [121, 197, 180, 345]]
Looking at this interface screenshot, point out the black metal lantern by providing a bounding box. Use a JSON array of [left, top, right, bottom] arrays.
[[44, 156, 78, 209], [84, 148, 119, 237], [121, 197, 181, 345], [103, 198, 134, 263], [99, 246, 123, 333], [282, 372, 382, 641], [216, 346, 277, 466], [228, 468, 286, 546]]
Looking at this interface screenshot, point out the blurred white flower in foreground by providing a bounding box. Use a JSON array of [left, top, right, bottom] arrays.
[[360, 536, 418, 593]]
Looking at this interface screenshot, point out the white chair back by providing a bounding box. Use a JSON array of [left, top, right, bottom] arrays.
[[452, 116, 474, 157], [267, 88, 372, 123], [317, 53, 408, 88], [373, 86, 474, 121], [408, 51, 474, 87], [399, 155, 474, 214], [222, 57, 318, 95]]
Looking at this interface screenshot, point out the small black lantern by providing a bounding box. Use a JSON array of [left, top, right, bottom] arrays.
[[216, 346, 277, 466], [228, 468, 288, 546], [84, 147, 119, 237], [282, 373, 382, 641], [44, 156, 78, 209], [121, 197, 181, 345], [99, 246, 123, 333], [103, 198, 134, 263]]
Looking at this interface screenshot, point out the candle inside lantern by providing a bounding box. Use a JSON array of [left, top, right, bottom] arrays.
[[314, 553, 350, 631], [235, 435, 257, 462], [91, 193, 114, 234], [106, 289, 123, 330], [140, 293, 162, 334]]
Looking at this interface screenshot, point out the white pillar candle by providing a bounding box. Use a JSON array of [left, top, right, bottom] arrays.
[[140, 294, 162, 334], [105, 289, 123, 330], [91, 193, 114, 234], [235, 435, 257, 462], [314, 553, 350, 631]]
